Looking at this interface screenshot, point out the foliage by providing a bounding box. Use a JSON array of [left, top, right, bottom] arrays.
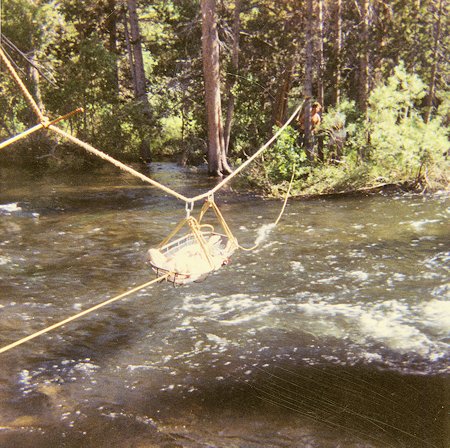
[[265, 125, 307, 183], [367, 63, 448, 189], [257, 64, 448, 195], [0, 0, 448, 193]]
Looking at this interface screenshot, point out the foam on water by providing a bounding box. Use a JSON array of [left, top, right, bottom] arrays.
[[296, 297, 448, 360], [181, 292, 277, 326], [0, 203, 22, 213], [408, 218, 441, 231], [254, 223, 276, 246]]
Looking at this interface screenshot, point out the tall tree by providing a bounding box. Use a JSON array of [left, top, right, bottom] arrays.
[[126, 0, 152, 161], [424, 0, 444, 123], [358, 0, 369, 116], [303, 0, 314, 159], [201, 0, 231, 176], [332, 0, 342, 106], [316, 0, 324, 107], [272, 61, 294, 126], [223, 0, 241, 154], [105, 0, 120, 98]]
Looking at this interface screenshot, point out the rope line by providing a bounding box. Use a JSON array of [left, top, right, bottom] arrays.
[[189, 105, 302, 203], [49, 125, 192, 203], [0, 274, 169, 355], [49, 113, 301, 205], [1, 42, 300, 207], [274, 163, 296, 226], [0, 108, 83, 150], [0, 123, 45, 150], [0, 45, 45, 122]]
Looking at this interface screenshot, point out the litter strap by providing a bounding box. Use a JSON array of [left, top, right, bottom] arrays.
[[0, 274, 168, 355]]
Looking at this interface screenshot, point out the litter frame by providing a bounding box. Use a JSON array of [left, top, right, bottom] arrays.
[[148, 231, 236, 285]]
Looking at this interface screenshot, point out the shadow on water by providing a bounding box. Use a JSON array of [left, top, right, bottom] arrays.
[[0, 362, 447, 448]]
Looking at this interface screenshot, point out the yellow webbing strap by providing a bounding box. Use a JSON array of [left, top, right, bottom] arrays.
[[158, 217, 189, 249], [274, 163, 296, 226], [195, 163, 296, 253], [157, 215, 215, 269], [0, 274, 169, 355], [187, 218, 215, 268], [198, 199, 238, 249]]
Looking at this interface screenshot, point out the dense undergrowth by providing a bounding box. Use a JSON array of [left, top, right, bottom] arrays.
[[256, 65, 449, 196]]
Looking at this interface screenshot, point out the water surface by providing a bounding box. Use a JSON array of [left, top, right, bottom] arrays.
[[0, 164, 448, 447]]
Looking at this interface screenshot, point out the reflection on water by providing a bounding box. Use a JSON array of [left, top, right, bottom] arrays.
[[0, 164, 448, 447]]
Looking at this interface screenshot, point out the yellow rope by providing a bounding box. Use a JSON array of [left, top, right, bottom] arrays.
[[48, 115, 301, 205], [49, 125, 192, 203], [187, 218, 215, 268], [0, 123, 45, 150], [217, 163, 296, 252], [0, 274, 168, 355], [0, 45, 46, 122], [0, 108, 83, 150], [198, 200, 238, 248], [274, 163, 296, 226], [1, 40, 301, 207], [189, 105, 302, 203]]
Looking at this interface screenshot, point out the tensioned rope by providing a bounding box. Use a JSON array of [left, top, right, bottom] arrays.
[[0, 40, 298, 354], [0, 274, 169, 354], [0, 46, 45, 122], [0, 43, 301, 206]]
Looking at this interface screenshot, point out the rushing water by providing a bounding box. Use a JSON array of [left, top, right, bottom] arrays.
[[0, 163, 448, 448]]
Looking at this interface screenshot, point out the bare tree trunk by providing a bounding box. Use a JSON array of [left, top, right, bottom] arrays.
[[317, 0, 324, 108], [126, 0, 152, 162], [223, 0, 241, 154], [358, 0, 369, 117], [201, 0, 231, 176], [272, 62, 294, 126], [28, 50, 45, 116], [123, 9, 137, 98], [357, 0, 371, 160], [106, 0, 120, 97], [333, 0, 342, 106], [304, 0, 314, 159], [127, 0, 151, 117], [315, 0, 326, 161], [424, 0, 443, 123]]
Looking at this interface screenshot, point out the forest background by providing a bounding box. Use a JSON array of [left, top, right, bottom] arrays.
[[0, 0, 448, 196]]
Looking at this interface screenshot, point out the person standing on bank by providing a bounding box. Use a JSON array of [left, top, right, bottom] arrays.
[[296, 101, 322, 158], [297, 101, 322, 134]]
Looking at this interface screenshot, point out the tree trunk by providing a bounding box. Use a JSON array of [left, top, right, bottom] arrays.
[[126, 0, 152, 162], [123, 9, 137, 98], [317, 0, 324, 108], [303, 0, 314, 159], [106, 0, 120, 97], [201, 0, 231, 176], [28, 50, 45, 116], [127, 0, 150, 116], [223, 0, 241, 154], [424, 0, 443, 123], [358, 0, 369, 117], [272, 62, 294, 126], [333, 0, 342, 106]]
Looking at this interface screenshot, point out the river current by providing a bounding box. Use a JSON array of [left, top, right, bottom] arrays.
[[0, 163, 448, 447]]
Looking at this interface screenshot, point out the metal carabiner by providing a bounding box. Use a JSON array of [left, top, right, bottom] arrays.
[[185, 201, 194, 218]]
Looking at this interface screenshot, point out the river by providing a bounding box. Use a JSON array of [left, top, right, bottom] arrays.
[[0, 163, 448, 448]]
